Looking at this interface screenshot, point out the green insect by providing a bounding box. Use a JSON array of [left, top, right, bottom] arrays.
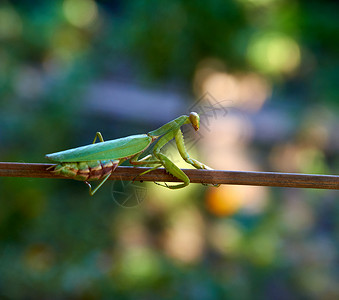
[[46, 112, 214, 195]]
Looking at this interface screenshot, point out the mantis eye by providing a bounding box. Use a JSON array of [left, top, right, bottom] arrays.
[[189, 112, 200, 131]]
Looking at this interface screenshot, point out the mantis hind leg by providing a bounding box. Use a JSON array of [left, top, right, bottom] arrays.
[[92, 132, 105, 144], [85, 173, 111, 196], [175, 129, 220, 187], [129, 153, 162, 182], [133, 163, 163, 182], [46, 164, 58, 171], [130, 154, 161, 166]]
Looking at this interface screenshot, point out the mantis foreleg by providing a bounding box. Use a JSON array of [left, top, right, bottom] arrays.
[[155, 152, 189, 189], [174, 129, 211, 170], [152, 130, 190, 189], [175, 129, 220, 187]]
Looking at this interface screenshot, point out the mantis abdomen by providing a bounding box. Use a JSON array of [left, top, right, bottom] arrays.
[[51, 160, 119, 181]]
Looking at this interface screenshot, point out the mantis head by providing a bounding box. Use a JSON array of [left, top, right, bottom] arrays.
[[189, 112, 200, 131]]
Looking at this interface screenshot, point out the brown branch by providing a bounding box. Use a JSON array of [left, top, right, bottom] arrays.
[[1, 162, 339, 190]]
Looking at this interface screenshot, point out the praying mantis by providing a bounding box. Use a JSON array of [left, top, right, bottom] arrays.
[[46, 112, 215, 195]]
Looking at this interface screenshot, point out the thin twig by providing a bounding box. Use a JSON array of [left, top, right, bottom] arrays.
[[1, 162, 339, 190]]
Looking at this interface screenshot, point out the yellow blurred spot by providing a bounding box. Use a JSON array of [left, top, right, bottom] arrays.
[[206, 185, 242, 216], [270, 143, 328, 174], [202, 71, 239, 102], [63, 0, 98, 28], [24, 244, 54, 272], [247, 32, 300, 75], [48, 26, 88, 64], [194, 58, 271, 112], [0, 6, 22, 39], [113, 213, 150, 248], [299, 146, 327, 174], [246, 233, 279, 265], [117, 247, 162, 287], [237, 73, 271, 111], [269, 143, 300, 172], [209, 220, 243, 256], [163, 207, 205, 263], [237, 0, 277, 6]]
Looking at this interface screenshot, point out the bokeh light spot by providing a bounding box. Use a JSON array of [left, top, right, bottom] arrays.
[[247, 32, 301, 75], [237, 0, 278, 6], [63, 0, 98, 28], [0, 6, 22, 39], [24, 244, 55, 272], [194, 58, 271, 112], [163, 208, 205, 263], [209, 220, 243, 256], [118, 247, 162, 286], [206, 185, 242, 216]]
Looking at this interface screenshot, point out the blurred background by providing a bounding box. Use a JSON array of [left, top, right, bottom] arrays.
[[1, 0, 339, 299]]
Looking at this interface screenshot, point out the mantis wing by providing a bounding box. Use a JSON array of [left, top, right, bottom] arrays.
[[46, 134, 152, 162]]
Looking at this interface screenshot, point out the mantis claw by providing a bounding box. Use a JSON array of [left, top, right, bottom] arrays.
[[85, 181, 92, 192], [46, 164, 58, 171], [154, 181, 169, 188], [202, 182, 220, 187], [131, 174, 143, 183]]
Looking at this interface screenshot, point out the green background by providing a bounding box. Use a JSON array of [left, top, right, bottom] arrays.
[[0, 0, 339, 299]]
